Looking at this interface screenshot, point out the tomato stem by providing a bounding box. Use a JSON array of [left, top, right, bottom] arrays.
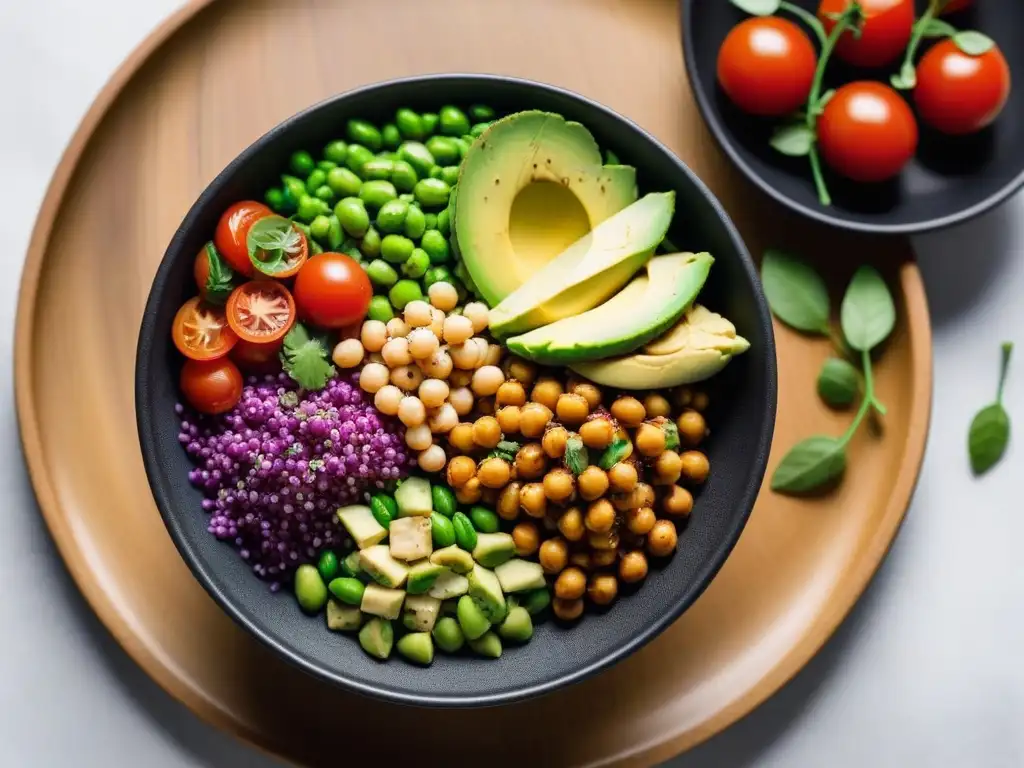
[[780, 1, 828, 47], [895, 0, 943, 90]]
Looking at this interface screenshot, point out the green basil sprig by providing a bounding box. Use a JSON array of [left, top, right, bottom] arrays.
[[968, 343, 1013, 476]]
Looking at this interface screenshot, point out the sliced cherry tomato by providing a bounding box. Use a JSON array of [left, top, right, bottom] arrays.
[[817, 81, 919, 182], [716, 17, 818, 117], [819, 0, 914, 69], [914, 39, 1011, 135], [232, 338, 284, 371], [940, 0, 973, 14], [225, 280, 297, 344], [214, 201, 272, 276], [193, 242, 235, 304], [246, 215, 309, 278], [292, 252, 372, 330], [180, 358, 243, 415], [172, 297, 238, 360]]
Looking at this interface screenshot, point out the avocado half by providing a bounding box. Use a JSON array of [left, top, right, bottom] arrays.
[[453, 111, 638, 306], [505, 251, 713, 365]]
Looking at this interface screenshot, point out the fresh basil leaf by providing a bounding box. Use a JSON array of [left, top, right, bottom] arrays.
[[598, 438, 631, 470], [841, 266, 896, 352], [565, 436, 589, 476], [771, 435, 847, 494], [248, 215, 304, 276], [761, 249, 831, 335], [770, 123, 815, 157], [968, 404, 1010, 475], [201, 242, 235, 304], [729, 0, 781, 15], [921, 18, 957, 38], [953, 30, 995, 56], [817, 357, 859, 409]]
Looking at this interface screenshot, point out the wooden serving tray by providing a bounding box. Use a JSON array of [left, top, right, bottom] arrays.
[[14, 0, 931, 765]]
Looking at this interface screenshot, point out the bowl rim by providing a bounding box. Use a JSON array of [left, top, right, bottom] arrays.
[[680, 1, 1024, 236], [135, 72, 778, 707]]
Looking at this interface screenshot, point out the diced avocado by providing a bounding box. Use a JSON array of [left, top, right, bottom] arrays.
[[359, 544, 409, 588], [456, 594, 491, 640], [468, 564, 507, 623], [402, 594, 442, 632], [427, 570, 470, 600], [432, 616, 465, 653], [468, 630, 503, 659], [430, 544, 475, 574], [340, 550, 364, 579], [406, 561, 445, 595], [472, 532, 516, 568], [498, 606, 534, 643], [389, 516, 433, 561], [396, 632, 434, 665], [358, 617, 394, 660], [494, 558, 546, 593], [394, 476, 433, 517], [336, 505, 388, 549], [506, 252, 713, 364], [360, 583, 405, 620], [325, 599, 363, 632]]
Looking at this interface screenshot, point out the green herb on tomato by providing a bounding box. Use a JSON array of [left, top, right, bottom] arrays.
[[280, 322, 336, 391], [194, 242, 235, 305], [247, 215, 306, 276], [968, 342, 1013, 476]]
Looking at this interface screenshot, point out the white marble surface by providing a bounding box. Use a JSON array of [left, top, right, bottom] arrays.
[[1, 1, 1021, 766]]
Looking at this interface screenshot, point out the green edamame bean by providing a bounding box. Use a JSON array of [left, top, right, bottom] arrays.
[[440, 105, 471, 136], [340, 550, 363, 578], [403, 205, 426, 239], [498, 606, 534, 643], [370, 493, 397, 527], [317, 159, 337, 172], [317, 550, 340, 582], [402, 249, 430, 279], [264, 187, 286, 213], [440, 166, 460, 187], [396, 632, 434, 665], [423, 266, 453, 289], [327, 167, 363, 198], [335, 197, 370, 238], [423, 212, 438, 231], [522, 587, 551, 616], [436, 208, 451, 237], [282, 174, 307, 204], [432, 485, 457, 517], [347, 119, 382, 151], [452, 511, 477, 551], [359, 180, 398, 209], [390, 160, 418, 193], [381, 123, 401, 150], [470, 122, 491, 137], [428, 166, 444, 180], [290, 150, 315, 176], [361, 158, 394, 181], [381, 234, 415, 264], [314, 185, 335, 203], [452, 137, 470, 159], [367, 295, 395, 322], [398, 142, 435, 177], [414, 178, 451, 208], [456, 594, 490, 640], [305, 168, 328, 193], [469, 104, 496, 122], [430, 512, 456, 548], [421, 112, 440, 136], [310, 215, 332, 242], [432, 616, 465, 653], [388, 279, 423, 311], [425, 136, 461, 166], [375, 199, 410, 234], [360, 226, 382, 257], [297, 195, 330, 222], [396, 108, 425, 140], [326, 215, 343, 249], [470, 505, 500, 533], [345, 144, 375, 176], [399, 193, 416, 204], [328, 577, 366, 606], [366, 259, 399, 287], [323, 140, 349, 164], [420, 229, 450, 264], [294, 564, 328, 614]]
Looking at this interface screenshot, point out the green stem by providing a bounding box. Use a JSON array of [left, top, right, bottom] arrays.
[[780, 1, 828, 47], [862, 347, 887, 416], [896, 0, 942, 88], [840, 348, 882, 446], [997, 342, 1014, 404]]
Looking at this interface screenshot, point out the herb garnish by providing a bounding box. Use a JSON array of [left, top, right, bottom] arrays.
[[280, 323, 335, 391], [968, 342, 1013, 476]]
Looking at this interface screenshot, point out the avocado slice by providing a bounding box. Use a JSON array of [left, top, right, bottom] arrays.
[[336, 505, 387, 550], [358, 617, 394, 660], [406, 561, 446, 595], [571, 303, 750, 389], [494, 558, 546, 593], [389, 516, 432, 562], [468, 564, 507, 623], [506, 252, 713, 364], [430, 545, 475, 574], [359, 544, 410, 588], [489, 192, 675, 337], [428, 571, 470, 600], [325, 599, 363, 632], [360, 583, 405, 620], [472, 532, 516, 568], [454, 111, 638, 306], [402, 594, 442, 633], [394, 477, 433, 517]]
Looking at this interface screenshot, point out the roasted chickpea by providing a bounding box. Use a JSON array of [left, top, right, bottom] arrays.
[[477, 457, 511, 489], [626, 506, 656, 535], [647, 519, 678, 557], [472, 416, 501, 449], [607, 462, 638, 493], [635, 423, 666, 457], [530, 377, 563, 411], [612, 493, 634, 513], [515, 443, 547, 480], [539, 536, 569, 574], [619, 550, 649, 583], [445, 455, 476, 488], [643, 393, 672, 419], [519, 402, 553, 438], [585, 499, 616, 533], [569, 551, 592, 570], [610, 396, 646, 427], [663, 486, 694, 518], [449, 369, 473, 388], [680, 451, 711, 484], [691, 391, 709, 412], [579, 417, 614, 449], [542, 426, 569, 459], [511, 521, 540, 556], [572, 382, 603, 410], [448, 422, 476, 454], [519, 482, 547, 519], [497, 482, 521, 521], [653, 450, 683, 485], [676, 409, 707, 447], [556, 393, 590, 426], [577, 466, 609, 501], [632, 482, 656, 511], [554, 566, 587, 600], [591, 549, 618, 568], [496, 406, 522, 435], [552, 597, 584, 621], [587, 573, 618, 606], [456, 477, 482, 505], [543, 468, 575, 503], [506, 357, 537, 388], [588, 530, 619, 550], [495, 380, 527, 407], [557, 507, 585, 542]]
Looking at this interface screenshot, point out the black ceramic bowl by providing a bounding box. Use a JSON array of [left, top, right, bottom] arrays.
[[136, 74, 777, 708], [684, 0, 1024, 234]]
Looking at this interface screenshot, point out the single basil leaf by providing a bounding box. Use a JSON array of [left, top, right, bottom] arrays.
[[921, 18, 957, 38], [953, 30, 995, 56], [817, 357, 860, 409], [968, 404, 1010, 475], [771, 436, 848, 495], [840, 266, 896, 352], [598, 438, 630, 470], [729, 0, 781, 15], [201, 242, 235, 304], [761, 249, 831, 335], [248, 215, 304, 276], [565, 436, 589, 476], [770, 124, 815, 157]]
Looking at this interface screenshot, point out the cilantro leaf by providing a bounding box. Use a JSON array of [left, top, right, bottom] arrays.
[[280, 323, 335, 390], [201, 242, 235, 304]]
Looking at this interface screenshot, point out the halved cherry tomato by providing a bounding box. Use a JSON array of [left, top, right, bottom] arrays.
[[172, 297, 238, 360], [819, 0, 914, 69], [941, 0, 973, 14], [225, 280, 297, 344], [180, 358, 243, 415], [914, 39, 1011, 135], [193, 242, 234, 304], [292, 252, 372, 329], [231, 338, 284, 371], [247, 216, 309, 279], [214, 201, 272, 276], [817, 81, 919, 182], [716, 17, 818, 117]]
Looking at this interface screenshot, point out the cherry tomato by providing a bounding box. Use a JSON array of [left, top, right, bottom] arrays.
[[914, 39, 1011, 135], [172, 297, 238, 360], [817, 81, 919, 182], [248, 217, 309, 279], [716, 17, 818, 117], [214, 201, 272, 276], [819, 0, 914, 69], [940, 0, 973, 14], [225, 281, 297, 345], [231, 338, 284, 371], [292, 252, 372, 329], [180, 358, 243, 415], [193, 243, 234, 303]]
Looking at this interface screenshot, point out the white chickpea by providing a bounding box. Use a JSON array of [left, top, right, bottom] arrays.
[[419, 347, 453, 380], [373, 385, 403, 415], [463, 301, 490, 333], [472, 365, 505, 397], [386, 318, 410, 338], [484, 343, 502, 367], [449, 369, 472, 388], [360, 320, 388, 353], [450, 341, 481, 370], [417, 444, 447, 473], [429, 308, 446, 340], [449, 387, 475, 416], [442, 314, 474, 345], [381, 337, 412, 367], [358, 362, 390, 394], [469, 337, 491, 368], [407, 327, 440, 360], [404, 300, 433, 328], [390, 365, 423, 391], [427, 403, 458, 433], [332, 338, 365, 369], [404, 423, 434, 451], [419, 378, 450, 408], [398, 396, 426, 427], [428, 282, 459, 312]]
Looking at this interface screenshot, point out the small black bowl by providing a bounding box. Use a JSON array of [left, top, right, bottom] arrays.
[[683, 0, 1024, 234], [136, 74, 777, 707]]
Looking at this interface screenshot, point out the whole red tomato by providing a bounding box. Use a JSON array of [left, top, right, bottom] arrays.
[[214, 201, 272, 276], [180, 357, 243, 415], [819, 0, 914, 68], [817, 82, 919, 182], [914, 39, 1011, 135], [292, 252, 372, 329], [940, 0, 973, 14], [717, 17, 818, 117]]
